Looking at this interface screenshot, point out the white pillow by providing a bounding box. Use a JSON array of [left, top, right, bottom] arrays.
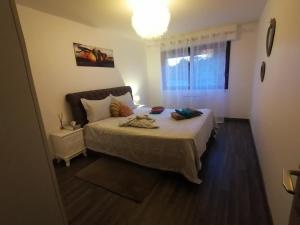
[[111, 92, 135, 109], [81, 96, 111, 123]]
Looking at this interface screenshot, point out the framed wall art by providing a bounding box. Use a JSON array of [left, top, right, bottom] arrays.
[[73, 43, 115, 68]]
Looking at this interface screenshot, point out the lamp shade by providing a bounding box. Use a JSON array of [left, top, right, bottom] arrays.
[[128, 0, 171, 39]]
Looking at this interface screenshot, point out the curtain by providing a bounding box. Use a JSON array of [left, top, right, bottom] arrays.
[[161, 41, 229, 122]]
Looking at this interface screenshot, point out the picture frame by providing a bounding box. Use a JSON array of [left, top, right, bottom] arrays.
[[266, 18, 276, 57], [73, 43, 115, 68]]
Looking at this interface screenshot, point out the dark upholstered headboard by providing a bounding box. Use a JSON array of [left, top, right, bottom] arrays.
[[66, 86, 132, 126]]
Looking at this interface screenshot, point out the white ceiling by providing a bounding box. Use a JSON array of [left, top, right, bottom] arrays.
[[16, 0, 266, 39]]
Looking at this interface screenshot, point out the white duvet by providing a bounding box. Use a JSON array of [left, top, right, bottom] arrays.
[[84, 107, 215, 184]]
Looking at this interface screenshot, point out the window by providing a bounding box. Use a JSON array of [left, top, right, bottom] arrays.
[[161, 41, 231, 90]]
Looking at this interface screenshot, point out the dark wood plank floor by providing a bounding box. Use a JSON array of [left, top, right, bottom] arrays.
[[54, 121, 273, 225]]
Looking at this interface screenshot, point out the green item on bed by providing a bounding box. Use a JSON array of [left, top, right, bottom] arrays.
[[175, 108, 203, 119]]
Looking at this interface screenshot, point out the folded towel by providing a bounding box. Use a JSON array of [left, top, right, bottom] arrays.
[[171, 112, 185, 120], [174, 108, 203, 119]]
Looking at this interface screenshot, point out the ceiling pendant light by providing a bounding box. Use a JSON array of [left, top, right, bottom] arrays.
[[127, 0, 171, 39]]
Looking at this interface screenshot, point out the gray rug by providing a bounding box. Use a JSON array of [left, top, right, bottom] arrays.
[[76, 156, 160, 202]]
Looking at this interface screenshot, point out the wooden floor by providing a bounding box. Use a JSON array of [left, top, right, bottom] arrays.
[[55, 121, 273, 225]]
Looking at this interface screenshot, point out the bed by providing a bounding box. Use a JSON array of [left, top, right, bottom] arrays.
[[66, 86, 216, 184]]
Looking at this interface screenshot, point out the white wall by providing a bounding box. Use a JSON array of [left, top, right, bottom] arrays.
[[227, 23, 257, 118], [250, 0, 300, 224], [145, 23, 257, 118], [146, 46, 162, 106], [17, 5, 149, 154]]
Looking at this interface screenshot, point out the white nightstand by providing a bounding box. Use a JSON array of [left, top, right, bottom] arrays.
[[50, 128, 87, 167]]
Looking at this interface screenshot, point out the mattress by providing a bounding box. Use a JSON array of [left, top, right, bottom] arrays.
[[84, 107, 215, 184]]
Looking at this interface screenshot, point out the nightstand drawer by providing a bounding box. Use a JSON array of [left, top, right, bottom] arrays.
[[51, 129, 85, 157], [61, 131, 85, 154], [50, 128, 86, 167]]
